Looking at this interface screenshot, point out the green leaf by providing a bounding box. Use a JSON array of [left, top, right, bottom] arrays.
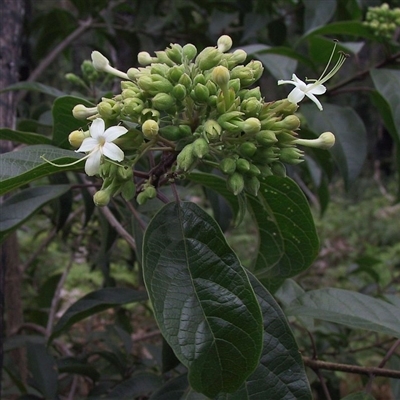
[[301, 21, 378, 41], [107, 372, 163, 399], [58, 357, 100, 382], [0, 128, 52, 145], [301, 103, 367, 187], [187, 172, 245, 226], [247, 176, 320, 293], [0, 145, 83, 195], [341, 393, 376, 400], [52, 96, 95, 148], [51, 287, 148, 340], [303, 0, 337, 33], [216, 273, 312, 400], [142, 202, 263, 398], [0, 81, 67, 97], [286, 288, 400, 338], [0, 185, 72, 242], [27, 343, 58, 399]]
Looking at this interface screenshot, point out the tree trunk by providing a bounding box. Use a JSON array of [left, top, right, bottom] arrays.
[[0, 0, 26, 393]]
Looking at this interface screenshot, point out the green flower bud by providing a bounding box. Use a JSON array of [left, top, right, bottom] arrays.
[[242, 117, 261, 134], [248, 163, 261, 176], [208, 95, 218, 107], [276, 131, 297, 146], [212, 66, 230, 88], [121, 88, 139, 99], [141, 108, 160, 123], [167, 65, 185, 83], [178, 73, 192, 88], [65, 73, 87, 88], [273, 115, 301, 131], [159, 125, 191, 141], [258, 164, 273, 177], [220, 158, 237, 175], [239, 142, 257, 157], [236, 158, 251, 173], [255, 130, 278, 146], [241, 87, 262, 100], [196, 47, 223, 70], [154, 50, 175, 66], [138, 74, 173, 95], [93, 189, 111, 207], [72, 104, 98, 120], [142, 119, 159, 139], [244, 176, 260, 196], [121, 180, 136, 201], [270, 161, 286, 177], [279, 147, 304, 164], [182, 43, 197, 61], [225, 49, 247, 69], [230, 66, 255, 87], [227, 172, 244, 195], [217, 35, 233, 53], [217, 111, 244, 132], [176, 143, 195, 171], [121, 81, 138, 90], [122, 97, 144, 115], [69, 129, 90, 148], [247, 60, 263, 81], [136, 191, 148, 205], [138, 51, 153, 65], [151, 63, 170, 76], [240, 98, 261, 117], [205, 80, 217, 95], [172, 84, 187, 101], [192, 137, 209, 159], [193, 74, 207, 86], [166, 43, 183, 64], [254, 146, 280, 163], [97, 101, 114, 119], [152, 92, 176, 110], [81, 60, 99, 81], [191, 83, 210, 103], [204, 119, 222, 141], [228, 78, 241, 93]]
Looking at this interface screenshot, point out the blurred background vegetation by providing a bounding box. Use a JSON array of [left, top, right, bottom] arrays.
[[1, 0, 399, 399]]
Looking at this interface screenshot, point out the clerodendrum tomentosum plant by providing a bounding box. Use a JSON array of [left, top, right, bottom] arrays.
[[4, 36, 348, 398]]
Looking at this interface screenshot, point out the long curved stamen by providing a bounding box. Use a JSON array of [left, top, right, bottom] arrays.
[[40, 154, 88, 168]]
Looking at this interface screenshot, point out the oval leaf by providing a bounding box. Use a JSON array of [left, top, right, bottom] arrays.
[[0, 144, 82, 195], [216, 273, 312, 400], [248, 176, 320, 293], [142, 202, 263, 398], [0, 185, 72, 241], [286, 288, 400, 338], [0, 128, 52, 145], [51, 287, 148, 340]]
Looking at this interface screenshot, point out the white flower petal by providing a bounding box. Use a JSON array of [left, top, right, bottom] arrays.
[[84, 150, 102, 176], [104, 126, 128, 142], [309, 84, 326, 95], [288, 87, 306, 104], [76, 138, 98, 153], [102, 142, 124, 161], [90, 118, 105, 139], [292, 74, 303, 84], [305, 92, 323, 111], [277, 79, 297, 86]]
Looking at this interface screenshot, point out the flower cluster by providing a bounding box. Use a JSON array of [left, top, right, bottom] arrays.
[[364, 3, 400, 40], [66, 35, 341, 204]]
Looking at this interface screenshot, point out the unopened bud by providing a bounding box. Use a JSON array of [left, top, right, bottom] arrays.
[[204, 119, 222, 141], [138, 51, 153, 65], [293, 131, 335, 149], [165, 43, 183, 64], [244, 176, 260, 196], [220, 158, 237, 175], [182, 43, 197, 61], [68, 130, 90, 148], [93, 189, 111, 207], [196, 47, 223, 70], [142, 119, 159, 139], [227, 172, 244, 195], [192, 138, 209, 159], [152, 93, 176, 111], [212, 66, 230, 88], [279, 147, 304, 164], [255, 130, 278, 146], [176, 143, 195, 171], [72, 104, 98, 120], [242, 117, 261, 134], [239, 142, 257, 157], [217, 35, 233, 53]]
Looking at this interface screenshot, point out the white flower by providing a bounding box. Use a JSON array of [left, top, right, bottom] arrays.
[[91, 51, 129, 80], [278, 42, 348, 110], [76, 118, 128, 176]]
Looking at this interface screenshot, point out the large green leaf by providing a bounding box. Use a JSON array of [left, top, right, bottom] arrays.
[[0, 128, 52, 145], [286, 288, 400, 338], [51, 287, 148, 340], [0, 144, 83, 195], [216, 273, 312, 400], [247, 176, 320, 293], [0, 81, 67, 97], [27, 343, 58, 399], [0, 185, 72, 242], [52, 96, 95, 148], [301, 103, 367, 187], [303, 0, 336, 33], [142, 202, 263, 398]]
